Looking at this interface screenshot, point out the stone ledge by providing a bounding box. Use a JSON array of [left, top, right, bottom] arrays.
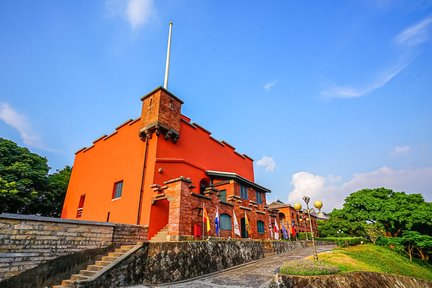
[[0, 213, 114, 227], [190, 193, 212, 200]]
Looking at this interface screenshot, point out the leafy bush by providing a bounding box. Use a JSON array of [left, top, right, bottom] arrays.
[[315, 237, 367, 247], [298, 232, 313, 240], [279, 259, 340, 276]]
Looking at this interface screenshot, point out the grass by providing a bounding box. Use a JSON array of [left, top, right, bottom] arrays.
[[315, 244, 432, 281], [279, 259, 340, 276]]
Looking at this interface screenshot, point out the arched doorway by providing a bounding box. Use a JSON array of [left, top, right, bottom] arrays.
[[199, 178, 210, 195]]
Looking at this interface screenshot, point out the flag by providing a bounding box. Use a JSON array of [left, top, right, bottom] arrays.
[[274, 219, 279, 240], [215, 207, 220, 236], [203, 206, 210, 232], [291, 219, 296, 238], [233, 210, 241, 236], [282, 223, 288, 239], [269, 216, 273, 239], [245, 211, 251, 237]]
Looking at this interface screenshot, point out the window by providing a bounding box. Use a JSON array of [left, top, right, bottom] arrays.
[[257, 220, 265, 234], [219, 190, 227, 203], [76, 194, 86, 218], [149, 97, 153, 107], [240, 185, 248, 199], [256, 191, 263, 204], [112, 181, 123, 199], [169, 98, 174, 109], [220, 214, 232, 230]]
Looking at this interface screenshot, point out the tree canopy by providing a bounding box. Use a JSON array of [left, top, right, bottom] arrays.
[[0, 138, 71, 216], [318, 187, 432, 262], [321, 188, 432, 237]]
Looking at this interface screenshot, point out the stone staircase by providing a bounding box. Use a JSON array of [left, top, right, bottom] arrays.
[[52, 244, 135, 288], [150, 225, 169, 242]]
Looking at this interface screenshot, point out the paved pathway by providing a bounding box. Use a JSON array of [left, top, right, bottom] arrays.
[[127, 245, 335, 288]]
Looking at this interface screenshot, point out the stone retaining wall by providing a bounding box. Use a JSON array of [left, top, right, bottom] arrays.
[[0, 213, 147, 281], [75, 240, 265, 287], [270, 271, 432, 288], [262, 240, 307, 254]]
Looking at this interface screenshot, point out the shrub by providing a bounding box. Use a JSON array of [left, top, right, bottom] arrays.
[[279, 259, 340, 276], [315, 237, 367, 247], [298, 232, 313, 240]]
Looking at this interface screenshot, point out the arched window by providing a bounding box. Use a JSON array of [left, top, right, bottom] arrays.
[[199, 178, 210, 195], [220, 214, 232, 230], [257, 220, 265, 234]]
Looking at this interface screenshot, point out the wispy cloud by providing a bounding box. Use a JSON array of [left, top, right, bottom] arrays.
[[394, 16, 432, 47], [321, 15, 432, 99], [392, 145, 411, 156], [0, 103, 41, 148], [288, 166, 432, 210], [264, 81, 277, 91], [105, 0, 155, 29], [256, 156, 276, 172], [321, 57, 411, 99], [126, 0, 154, 29]]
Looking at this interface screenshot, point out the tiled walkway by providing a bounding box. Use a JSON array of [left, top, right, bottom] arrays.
[[127, 245, 335, 288]]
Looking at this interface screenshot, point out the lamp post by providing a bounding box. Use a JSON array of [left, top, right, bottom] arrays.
[[294, 197, 323, 262]]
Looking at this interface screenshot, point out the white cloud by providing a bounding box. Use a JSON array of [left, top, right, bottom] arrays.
[[321, 56, 411, 99], [264, 81, 277, 91], [256, 156, 276, 172], [0, 103, 41, 147], [321, 15, 432, 99], [126, 0, 154, 29], [287, 166, 432, 211], [288, 172, 326, 206], [394, 16, 432, 47], [105, 0, 154, 29], [392, 145, 411, 155]]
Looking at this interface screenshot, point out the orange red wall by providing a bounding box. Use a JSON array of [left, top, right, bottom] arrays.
[[61, 119, 145, 224], [62, 96, 257, 230]]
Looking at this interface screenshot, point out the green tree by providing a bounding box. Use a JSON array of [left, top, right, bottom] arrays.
[[401, 231, 432, 262], [318, 214, 366, 238], [333, 188, 432, 237], [45, 166, 72, 217], [0, 138, 71, 216], [363, 222, 386, 244]]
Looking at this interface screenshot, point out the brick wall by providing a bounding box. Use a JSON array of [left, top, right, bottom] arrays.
[[0, 213, 147, 281]]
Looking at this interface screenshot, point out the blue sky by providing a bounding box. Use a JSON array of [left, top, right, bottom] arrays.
[[1, 0, 431, 211]]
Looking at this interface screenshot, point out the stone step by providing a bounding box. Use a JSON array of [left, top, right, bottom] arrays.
[[108, 252, 124, 257], [52, 243, 140, 287], [87, 264, 105, 271], [101, 255, 118, 262], [70, 274, 90, 281], [79, 269, 98, 277], [60, 279, 75, 286], [120, 245, 134, 250], [95, 260, 112, 266]]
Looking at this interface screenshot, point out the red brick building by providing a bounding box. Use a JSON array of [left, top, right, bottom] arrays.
[[268, 200, 319, 238], [62, 87, 279, 240]]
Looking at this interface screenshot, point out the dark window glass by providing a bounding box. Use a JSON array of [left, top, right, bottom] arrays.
[[257, 220, 265, 234], [220, 214, 232, 230], [256, 191, 262, 204], [76, 194, 86, 218], [113, 181, 123, 199], [240, 185, 248, 199], [219, 190, 227, 202]]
